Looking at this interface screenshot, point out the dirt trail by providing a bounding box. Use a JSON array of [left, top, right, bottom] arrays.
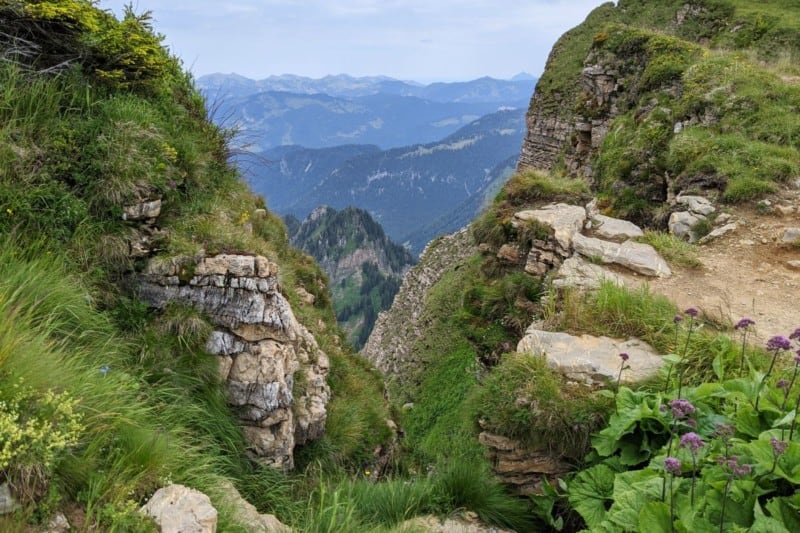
[[624, 204, 800, 344]]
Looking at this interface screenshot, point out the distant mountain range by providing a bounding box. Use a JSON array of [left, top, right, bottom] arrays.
[[244, 107, 525, 254], [197, 73, 535, 150], [198, 72, 536, 103]]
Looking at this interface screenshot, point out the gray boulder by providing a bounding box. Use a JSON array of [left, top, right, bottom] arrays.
[[512, 204, 587, 250], [517, 329, 664, 385], [141, 484, 218, 533], [590, 214, 644, 242], [668, 211, 702, 242], [572, 234, 672, 278], [781, 227, 800, 244], [677, 195, 715, 216], [552, 256, 624, 290]]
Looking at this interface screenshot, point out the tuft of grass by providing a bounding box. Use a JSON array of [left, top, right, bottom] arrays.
[[637, 231, 702, 268], [470, 353, 612, 460], [431, 461, 534, 531], [498, 171, 591, 211]]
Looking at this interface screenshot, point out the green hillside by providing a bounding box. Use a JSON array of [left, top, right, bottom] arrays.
[[0, 1, 394, 529], [367, 0, 800, 530]]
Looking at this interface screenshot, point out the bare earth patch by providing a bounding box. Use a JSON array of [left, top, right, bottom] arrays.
[[623, 204, 800, 343]]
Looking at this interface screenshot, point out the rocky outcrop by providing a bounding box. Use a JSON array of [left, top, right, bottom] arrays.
[[138, 254, 329, 469], [517, 328, 664, 386], [478, 432, 570, 496], [518, 58, 623, 178], [572, 234, 672, 278], [509, 201, 670, 283], [668, 195, 717, 242], [361, 228, 476, 377], [141, 484, 218, 533]]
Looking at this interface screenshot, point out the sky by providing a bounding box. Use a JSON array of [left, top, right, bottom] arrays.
[[98, 0, 608, 83]]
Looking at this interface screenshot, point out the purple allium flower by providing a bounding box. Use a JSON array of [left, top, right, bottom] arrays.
[[735, 317, 755, 330], [679, 432, 705, 453], [670, 398, 697, 419], [664, 457, 682, 475], [168, 180, 177, 190], [733, 463, 752, 477], [767, 336, 792, 352], [777, 379, 790, 390], [789, 328, 800, 340], [674, 315, 683, 324], [619, 352, 630, 362], [714, 424, 735, 439], [684, 307, 699, 318], [771, 437, 788, 456]]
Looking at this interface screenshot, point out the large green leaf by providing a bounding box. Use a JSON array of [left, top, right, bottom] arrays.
[[606, 469, 663, 531], [638, 502, 672, 533], [750, 501, 792, 533], [766, 495, 800, 532], [568, 463, 616, 528]]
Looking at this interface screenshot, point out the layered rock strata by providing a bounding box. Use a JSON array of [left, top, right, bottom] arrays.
[[361, 228, 477, 378], [138, 254, 329, 469]]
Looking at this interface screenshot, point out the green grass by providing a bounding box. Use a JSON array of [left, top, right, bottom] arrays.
[[471, 353, 612, 460], [637, 231, 702, 268], [546, 281, 769, 384]]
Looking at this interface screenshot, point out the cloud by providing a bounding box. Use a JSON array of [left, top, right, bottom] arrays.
[[99, 0, 608, 80]]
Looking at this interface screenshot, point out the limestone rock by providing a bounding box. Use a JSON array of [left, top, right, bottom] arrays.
[[552, 256, 624, 290], [572, 234, 671, 278], [141, 484, 217, 533], [138, 254, 329, 469], [401, 514, 515, 533], [698, 223, 737, 244], [676, 195, 715, 216], [669, 211, 702, 242], [478, 432, 570, 495], [497, 243, 523, 264], [0, 482, 20, 515], [787, 260, 800, 271], [517, 328, 664, 385], [218, 481, 290, 532], [590, 214, 644, 242], [44, 512, 70, 532], [122, 198, 162, 221], [781, 227, 800, 244], [513, 203, 587, 250], [362, 228, 477, 379]]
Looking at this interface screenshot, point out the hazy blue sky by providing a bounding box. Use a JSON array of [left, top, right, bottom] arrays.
[[99, 1, 607, 82]]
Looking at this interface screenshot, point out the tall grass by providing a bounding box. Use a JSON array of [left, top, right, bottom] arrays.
[[0, 240, 288, 529]]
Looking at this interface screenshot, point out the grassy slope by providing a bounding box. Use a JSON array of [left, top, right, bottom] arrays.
[[385, 0, 799, 528], [0, 1, 391, 530]]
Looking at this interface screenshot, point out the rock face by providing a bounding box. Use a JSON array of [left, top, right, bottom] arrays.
[[141, 484, 218, 533], [478, 432, 570, 495], [517, 328, 664, 385], [138, 254, 329, 469], [361, 228, 477, 378]]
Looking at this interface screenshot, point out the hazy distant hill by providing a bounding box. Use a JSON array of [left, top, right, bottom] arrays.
[[247, 108, 525, 254], [198, 72, 536, 103], [287, 206, 415, 349], [198, 73, 535, 150], [216, 90, 506, 150]]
